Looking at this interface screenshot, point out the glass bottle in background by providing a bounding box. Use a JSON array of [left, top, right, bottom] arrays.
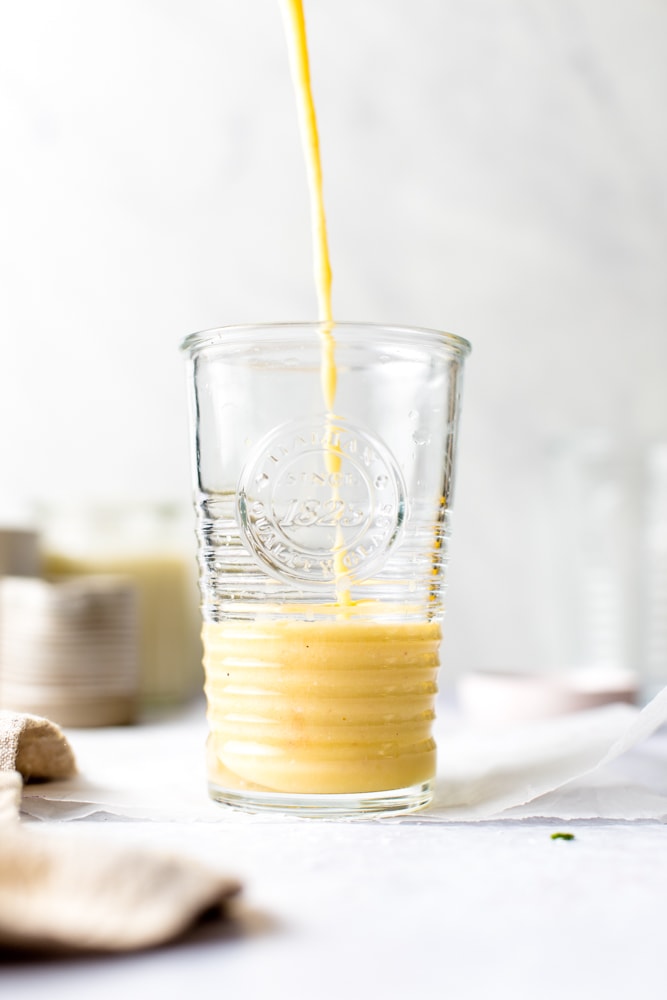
[[642, 444, 667, 702], [39, 504, 203, 708], [544, 432, 641, 687]]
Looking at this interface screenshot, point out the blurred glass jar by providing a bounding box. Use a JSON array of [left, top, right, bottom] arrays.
[[38, 503, 203, 708], [642, 443, 667, 701]]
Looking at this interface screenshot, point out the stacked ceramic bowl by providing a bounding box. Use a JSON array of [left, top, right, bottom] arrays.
[[0, 575, 139, 727], [0, 528, 41, 578]]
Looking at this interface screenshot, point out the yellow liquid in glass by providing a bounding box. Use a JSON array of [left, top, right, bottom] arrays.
[[204, 619, 440, 794]]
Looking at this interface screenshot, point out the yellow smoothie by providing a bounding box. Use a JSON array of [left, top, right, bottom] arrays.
[[204, 619, 440, 794]]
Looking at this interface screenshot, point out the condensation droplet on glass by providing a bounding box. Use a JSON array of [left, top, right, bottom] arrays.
[[255, 472, 270, 490], [379, 354, 390, 364], [408, 409, 419, 422], [412, 430, 429, 446], [374, 474, 388, 490]]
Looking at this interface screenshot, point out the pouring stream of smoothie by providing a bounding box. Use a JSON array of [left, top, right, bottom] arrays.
[[279, 0, 350, 603], [279, 0, 335, 407]]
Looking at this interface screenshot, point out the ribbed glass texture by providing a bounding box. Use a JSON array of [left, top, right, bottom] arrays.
[[182, 322, 470, 815]]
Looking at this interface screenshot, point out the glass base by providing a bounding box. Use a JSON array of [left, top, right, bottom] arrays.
[[208, 779, 434, 818]]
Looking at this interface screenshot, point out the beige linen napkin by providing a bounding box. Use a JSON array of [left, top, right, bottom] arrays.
[[0, 771, 21, 826], [0, 710, 77, 781], [0, 829, 241, 952], [0, 710, 76, 828], [0, 710, 241, 953]]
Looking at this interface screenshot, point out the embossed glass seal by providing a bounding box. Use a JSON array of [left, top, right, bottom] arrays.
[[236, 416, 406, 587]]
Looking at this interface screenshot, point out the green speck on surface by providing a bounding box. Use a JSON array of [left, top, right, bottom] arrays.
[[551, 831, 575, 841]]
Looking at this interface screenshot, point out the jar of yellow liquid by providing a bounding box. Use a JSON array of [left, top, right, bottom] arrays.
[[182, 322, 470, 815], [40, 503, 203, 708]]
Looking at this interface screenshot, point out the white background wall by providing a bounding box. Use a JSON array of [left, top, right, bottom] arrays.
[[1, 1, 665, 679]]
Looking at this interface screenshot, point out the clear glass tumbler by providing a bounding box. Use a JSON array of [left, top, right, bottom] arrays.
[[182, 322, 471, 816]]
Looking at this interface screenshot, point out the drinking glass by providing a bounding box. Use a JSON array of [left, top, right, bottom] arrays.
[[182, 322, 470, 816]]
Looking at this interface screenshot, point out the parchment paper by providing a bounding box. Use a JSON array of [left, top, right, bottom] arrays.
[[20, 687, 667, 824]]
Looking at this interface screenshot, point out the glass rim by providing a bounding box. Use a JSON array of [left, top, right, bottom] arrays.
[[180, 320, 472, 358]]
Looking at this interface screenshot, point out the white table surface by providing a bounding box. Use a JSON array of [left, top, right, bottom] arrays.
[[4, 700, 667, 1000]]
